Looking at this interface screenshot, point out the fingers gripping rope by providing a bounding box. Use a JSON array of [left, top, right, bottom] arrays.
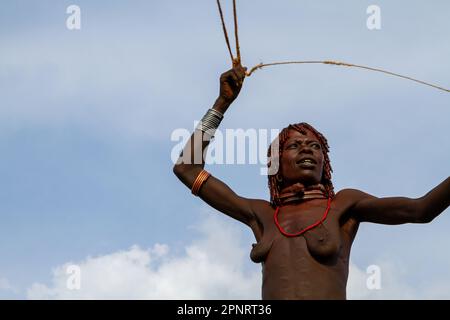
[[215, 1, 449, 93]]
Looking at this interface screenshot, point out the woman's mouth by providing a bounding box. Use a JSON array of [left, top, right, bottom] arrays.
[[296, 158, 316, 168]]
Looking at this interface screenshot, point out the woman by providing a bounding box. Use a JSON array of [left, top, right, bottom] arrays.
[[173, 65, 450, 299]]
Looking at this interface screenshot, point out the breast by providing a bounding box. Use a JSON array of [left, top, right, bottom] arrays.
[[250, 222, 341, 264], [303, 223, 342, 262], [250, 236, 273, 263], [274, 204, 343, 262]]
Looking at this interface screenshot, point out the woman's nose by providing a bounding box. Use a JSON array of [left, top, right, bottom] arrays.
[[299, 145, 313, 154]]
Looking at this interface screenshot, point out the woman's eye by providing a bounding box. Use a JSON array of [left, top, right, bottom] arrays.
[[288, 143, 297, 149], [312, 144, 321, 149]]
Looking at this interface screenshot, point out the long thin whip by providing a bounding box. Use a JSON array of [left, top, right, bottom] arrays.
[[216, 0, 235, 63], [216, 1, 449, 93], [246, 60, 450, 93], [233, 0, 241, 66]]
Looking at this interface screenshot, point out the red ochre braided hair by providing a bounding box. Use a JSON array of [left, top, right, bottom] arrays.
[[267, 123, 335, 207]]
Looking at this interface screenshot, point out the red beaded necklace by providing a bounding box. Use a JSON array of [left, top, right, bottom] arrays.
[[274, 197, 332, 237]]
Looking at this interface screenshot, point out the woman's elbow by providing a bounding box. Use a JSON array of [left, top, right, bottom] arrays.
[[412, 199, 434, 224], [173, 164, 199, 187], [415, 212, 434, 224], [173, 163, 186, 179]]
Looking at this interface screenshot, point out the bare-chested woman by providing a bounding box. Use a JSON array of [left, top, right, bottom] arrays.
[[173, 65, 450, 299]]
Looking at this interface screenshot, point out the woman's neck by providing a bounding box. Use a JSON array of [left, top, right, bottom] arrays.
[[277, 182, 327, 206]]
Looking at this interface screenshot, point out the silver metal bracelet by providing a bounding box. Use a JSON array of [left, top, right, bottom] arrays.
[[195, 108, 224, 137]]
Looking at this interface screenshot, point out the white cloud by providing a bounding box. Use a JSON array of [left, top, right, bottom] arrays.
[[348, 259, 450, 300], [0, 277, 19, 298], [26, 211, 450, 300], [0, 278, 14, 291], [27, 214, 261, 299], [347, 261, 415, 299]]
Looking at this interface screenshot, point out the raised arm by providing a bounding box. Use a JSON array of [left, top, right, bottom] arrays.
[[173, 66, 261, 230], [347, 177, 450, 224]]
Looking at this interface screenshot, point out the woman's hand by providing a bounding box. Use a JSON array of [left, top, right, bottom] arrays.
[[215, 65, 247, 110]]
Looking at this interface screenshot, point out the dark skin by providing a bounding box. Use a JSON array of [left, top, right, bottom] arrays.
[[173, 65, 450, 299]]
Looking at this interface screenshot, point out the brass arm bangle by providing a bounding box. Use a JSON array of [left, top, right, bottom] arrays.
[[191, 170, 211, 196]]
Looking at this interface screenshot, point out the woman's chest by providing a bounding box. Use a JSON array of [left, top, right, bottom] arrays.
[[251, 196, 358, 264], [274, 205, 344, 261]]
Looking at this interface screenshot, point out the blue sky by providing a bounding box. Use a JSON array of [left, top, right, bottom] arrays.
[[0, 0, 449, 299]]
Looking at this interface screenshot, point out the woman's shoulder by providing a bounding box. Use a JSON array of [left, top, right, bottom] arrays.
[[331, 188, 370, 217], [335, 188, 373, 203], [247, 198, 275, 225], [335, 188, 368, 200], [248, 198, 273, 214]]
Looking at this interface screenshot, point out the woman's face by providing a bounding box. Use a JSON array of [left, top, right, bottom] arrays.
[[280, 129, 324, 187]]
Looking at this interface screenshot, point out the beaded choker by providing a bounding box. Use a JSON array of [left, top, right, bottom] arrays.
[[276, 183, 327, 206], [274, 182, 331, 238]]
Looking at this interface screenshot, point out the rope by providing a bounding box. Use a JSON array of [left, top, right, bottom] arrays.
[[246, 60, 450, 93], [233, 0, 241, 66], [216, 0, 235, 63], [215, 1, 449, 93]]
